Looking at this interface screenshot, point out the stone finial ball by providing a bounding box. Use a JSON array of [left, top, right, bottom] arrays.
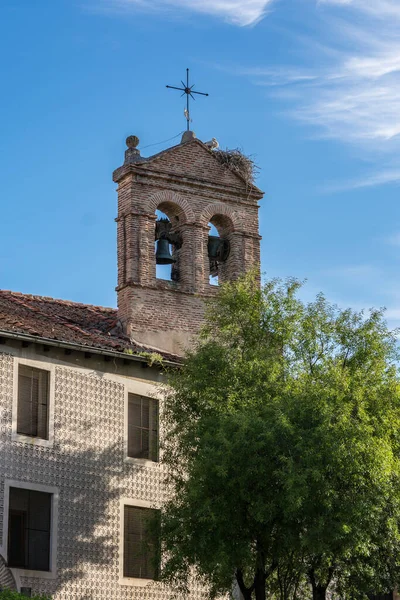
[[126, 135, 139, 149]]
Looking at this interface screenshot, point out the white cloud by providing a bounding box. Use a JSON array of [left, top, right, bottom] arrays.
[[236, 66, 318, 86], [229, 0, 400, 186], [319, 0, 400, 20], [94, 0, 274, 26], [286, 32, 400, 147], [323, 168, 400, 192]]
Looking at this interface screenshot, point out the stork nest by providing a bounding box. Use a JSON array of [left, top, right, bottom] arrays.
[[213, 148, 259, 185]]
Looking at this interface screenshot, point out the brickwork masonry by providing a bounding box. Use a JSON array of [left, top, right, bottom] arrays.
[[113, 138, 264, 356]]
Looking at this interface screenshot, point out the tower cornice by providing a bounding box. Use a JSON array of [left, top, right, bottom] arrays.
[[113, 165, 264, 204]]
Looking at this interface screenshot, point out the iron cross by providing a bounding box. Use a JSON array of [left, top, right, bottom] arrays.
[[166, 68, 209, 131]]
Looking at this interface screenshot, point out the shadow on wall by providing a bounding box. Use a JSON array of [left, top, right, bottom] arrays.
[[4, 441, 149, 598]]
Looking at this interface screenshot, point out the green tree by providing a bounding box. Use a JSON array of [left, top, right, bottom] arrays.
[[160, 273, 400, 600], [0, 592, 50, 600]]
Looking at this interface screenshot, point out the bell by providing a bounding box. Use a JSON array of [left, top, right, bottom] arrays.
[[155, 238, 176, 265], [208, 236, 231, 262], [208, 236, 222, 260]]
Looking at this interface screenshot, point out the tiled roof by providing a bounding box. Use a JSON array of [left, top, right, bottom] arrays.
[[0, 290, 177, 361]]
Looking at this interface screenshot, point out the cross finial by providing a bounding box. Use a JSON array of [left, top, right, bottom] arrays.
[[166, 68, 209, 131]]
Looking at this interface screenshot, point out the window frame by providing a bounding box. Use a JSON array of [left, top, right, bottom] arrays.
[[12, 358, 55, 447], [1, 480, 59, 580], [124, 382, 161, 466], [119, 497, 160, 587], [127, 394, 159, 463]]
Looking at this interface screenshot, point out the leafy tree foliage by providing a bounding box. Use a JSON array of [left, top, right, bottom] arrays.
[[160, 273, 400, 600], [0, 591, 50, 600]]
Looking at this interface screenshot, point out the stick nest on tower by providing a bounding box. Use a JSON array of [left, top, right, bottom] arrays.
[[213, 148, 259, 185]]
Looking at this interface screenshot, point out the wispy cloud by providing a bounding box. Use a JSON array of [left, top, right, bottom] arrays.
[[235, 66, 318, 86], [322, 168, 400, 192], [92, 0, 274, 26], [232, 1, 400, 187], [318, 0, 400, 20], [282, 9, 400, 148], [95, 0, 400, 187]]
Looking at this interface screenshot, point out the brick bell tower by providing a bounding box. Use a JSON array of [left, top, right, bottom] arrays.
[[113, 132, 264, 356]]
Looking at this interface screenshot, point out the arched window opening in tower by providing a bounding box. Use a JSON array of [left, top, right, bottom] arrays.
[[155, 210, 180, 282], [208, 222, 219, 286], [208, 215, 231, 286]]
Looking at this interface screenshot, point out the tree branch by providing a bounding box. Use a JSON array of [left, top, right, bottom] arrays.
[[236, 568, 253, 599]]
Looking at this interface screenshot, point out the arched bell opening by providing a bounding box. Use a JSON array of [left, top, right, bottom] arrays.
[[155, 203, 183, 282], [208, 222, 220, 286], [207, 214, 233, 286]]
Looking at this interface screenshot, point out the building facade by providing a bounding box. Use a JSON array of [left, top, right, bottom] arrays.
[[0, 133, 263, 599]]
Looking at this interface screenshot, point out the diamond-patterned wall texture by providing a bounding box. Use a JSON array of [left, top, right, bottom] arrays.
[[0, 352, 208, 600]]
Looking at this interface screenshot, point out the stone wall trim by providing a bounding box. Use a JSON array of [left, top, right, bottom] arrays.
[[12, 357, 56, 448], [118, 497, 160, 588]]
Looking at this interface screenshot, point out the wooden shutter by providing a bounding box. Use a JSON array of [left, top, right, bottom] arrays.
[[123, 506, 159, 579], [150, 399, 159, 462], [27, 490, 51, 571], [141, 397, 150, 458], [17, 366, 49, 439], [128, 394, 142, 458], [128, 395, 159, 462]]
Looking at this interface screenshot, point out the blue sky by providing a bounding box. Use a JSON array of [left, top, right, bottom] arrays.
[[1, 0, 400, 325]]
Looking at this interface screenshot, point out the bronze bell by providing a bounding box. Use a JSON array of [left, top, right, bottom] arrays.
[[208, 236, 230, 262], [155, 238, 176, 265], [208, 236, 222, 260]]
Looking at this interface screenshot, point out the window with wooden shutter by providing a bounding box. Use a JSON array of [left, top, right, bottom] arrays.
[[17, 365, 49, 439], [123, 506, 160, 579], [8, 487, 52, 571], [128, 394, 159, 461]]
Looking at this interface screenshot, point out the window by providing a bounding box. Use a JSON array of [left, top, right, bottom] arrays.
[[7, 487, 52, 571], [128, 394, 158, 461], [123, 506, 159, 579], [17, 365, 49, 439], [12, 359, 55, 448]]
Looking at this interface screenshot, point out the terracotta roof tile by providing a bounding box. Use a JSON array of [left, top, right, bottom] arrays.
[[0, 290, 178, 362]]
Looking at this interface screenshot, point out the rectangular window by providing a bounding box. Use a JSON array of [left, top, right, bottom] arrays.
[[123, 506, 159, 579], [8, 487, 52, 572], [128, 394, 158, 461], [17, 365, 49, 439]]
